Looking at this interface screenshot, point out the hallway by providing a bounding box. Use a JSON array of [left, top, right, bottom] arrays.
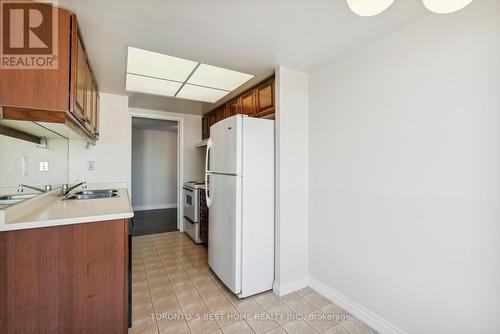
[[132, 209, 177, 236]]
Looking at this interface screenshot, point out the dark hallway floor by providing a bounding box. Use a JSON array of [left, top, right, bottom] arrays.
[[131, 208, 177, 236]]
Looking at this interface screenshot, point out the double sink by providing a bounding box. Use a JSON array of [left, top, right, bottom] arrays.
[[0, 189, 119, 208]]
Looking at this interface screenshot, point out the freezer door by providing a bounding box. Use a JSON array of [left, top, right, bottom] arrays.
[[208, 174, 242, 294], [208, 116, 242, 175]]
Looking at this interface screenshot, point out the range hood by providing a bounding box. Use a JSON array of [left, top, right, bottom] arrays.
[[196, 139, 208, 148]]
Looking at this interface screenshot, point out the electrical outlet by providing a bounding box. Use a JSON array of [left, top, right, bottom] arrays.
[[87, 161, 96, 171], [39, 161, 49, 172]]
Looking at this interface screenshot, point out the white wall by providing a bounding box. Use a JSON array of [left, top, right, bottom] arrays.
[[0, 136, 68, 188], [308, 2, 500, 334], [132, 127, 177, 210], [274, 66, 309, 295], [129, 108, 205, 184], [69, 93, 131, 188]]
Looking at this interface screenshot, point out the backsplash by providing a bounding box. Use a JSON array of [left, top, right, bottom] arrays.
[[0, 134, 69, 189]]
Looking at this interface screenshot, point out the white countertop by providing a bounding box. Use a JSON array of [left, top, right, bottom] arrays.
[[0, 187, 134, 232]]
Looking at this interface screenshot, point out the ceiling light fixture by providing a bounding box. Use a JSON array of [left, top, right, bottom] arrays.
[[187, 64, 254, 91], [126, 73, 182, 97], [125, 47, 253, 103], [346, 0, 475, 16], [176, 84, 230, 103], [422, 0, 475, 14], [346, 0, 395, 17]]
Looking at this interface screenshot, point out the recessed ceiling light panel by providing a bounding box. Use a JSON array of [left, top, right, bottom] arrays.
[[346, 0, 395, 17], [126, 73, 182, 97], [176, 84, 229, 103], [422, 0, 475, 14], [127, 46, 198, 82], [188, 64, 254, 91]]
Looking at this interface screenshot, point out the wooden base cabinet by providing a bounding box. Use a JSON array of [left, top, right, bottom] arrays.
[[199, 190, 209, 245], [0, 220, 129, 334]]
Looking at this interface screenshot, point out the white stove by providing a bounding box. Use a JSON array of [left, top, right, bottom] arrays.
[[182, 181, 206, 243], [184, 181, 207, 190]]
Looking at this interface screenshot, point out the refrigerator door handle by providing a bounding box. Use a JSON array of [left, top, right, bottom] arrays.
[[205, 138, 213, 208]]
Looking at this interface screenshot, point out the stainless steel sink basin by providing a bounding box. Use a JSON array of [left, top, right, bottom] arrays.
[[65, 189, 119, 200], [0, 194, 39, 200], [75, 189, 118, 196], [0, 194, 38, 206]]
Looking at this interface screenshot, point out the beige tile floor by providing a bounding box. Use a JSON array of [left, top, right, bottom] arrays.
[[130, 232, 377, 334]]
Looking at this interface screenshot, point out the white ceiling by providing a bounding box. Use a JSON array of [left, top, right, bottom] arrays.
[[58, 0, 429, 114]]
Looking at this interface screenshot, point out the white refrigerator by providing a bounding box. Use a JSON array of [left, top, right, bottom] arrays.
[[205, 115, 274, 298]]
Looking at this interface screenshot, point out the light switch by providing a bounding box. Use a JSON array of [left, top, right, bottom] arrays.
[[87, 161, 96, 171], [39, 161, 49, 172]]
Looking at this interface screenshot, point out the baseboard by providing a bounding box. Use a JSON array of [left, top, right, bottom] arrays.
[[133, 203, 177, 211], [273, 276, 309, 296], [309, 277, 408, 334]]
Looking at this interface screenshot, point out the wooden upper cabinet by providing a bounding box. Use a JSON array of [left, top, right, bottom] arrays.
[[240, 90, 257, 116], [201, 76, 275, 139], [227, 99, 241, 116], [202, 115, 209, 139], [223, 105, 231, 119], [0, 4, 100, 142], [84, 64, 93, 125], [256, 79, 275, 117], [95, 92, 100, 136], [91, 80, 98, 133], [0, 6, 71, 111], [215, 107, 225, 122], [74, 36, 86, 121]]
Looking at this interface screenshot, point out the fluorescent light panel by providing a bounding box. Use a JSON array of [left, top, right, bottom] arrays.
[[176, 84, 229, 103], [125, 47, 254, 103], [187, 64, 254, 91], [126, 73, 182, 97], [127, 47, 197, 82]]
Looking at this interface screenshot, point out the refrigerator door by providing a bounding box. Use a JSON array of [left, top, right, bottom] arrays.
[[208, 116, 242, 175], [208, 173, 242, 294]]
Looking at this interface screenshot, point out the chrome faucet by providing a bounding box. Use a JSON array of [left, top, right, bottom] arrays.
[[18, 184, 52, 193], [61, 181, 87, 200]]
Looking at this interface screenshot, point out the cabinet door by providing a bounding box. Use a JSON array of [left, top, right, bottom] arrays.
[[256, 79, 275, 117], [202, 115, 209, 139], [223, 105, 232, 119], [240, 90, 256, 116], [0, 220, 128, 334], [91, 80, 98, 133], [0, 8, 71, 112], [215, 107, 225, 122], [74, 37, 87, 120], [84, 64, 93, 130], [95, 93, 100, 136], [209, 112, 217, 129], [227, 99, 240, 116]]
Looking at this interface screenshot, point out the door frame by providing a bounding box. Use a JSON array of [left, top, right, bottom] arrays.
[[129, 111, 185, 231]]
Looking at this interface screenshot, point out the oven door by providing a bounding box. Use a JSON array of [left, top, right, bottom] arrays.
[[183, 187, 198, 222], [184, 217, 201, 244]]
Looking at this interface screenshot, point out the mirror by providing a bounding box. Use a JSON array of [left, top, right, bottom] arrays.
[[0, 120, 69, 196]]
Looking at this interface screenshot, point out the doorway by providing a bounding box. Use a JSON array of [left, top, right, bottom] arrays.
[[131, 117, 179, 236]]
